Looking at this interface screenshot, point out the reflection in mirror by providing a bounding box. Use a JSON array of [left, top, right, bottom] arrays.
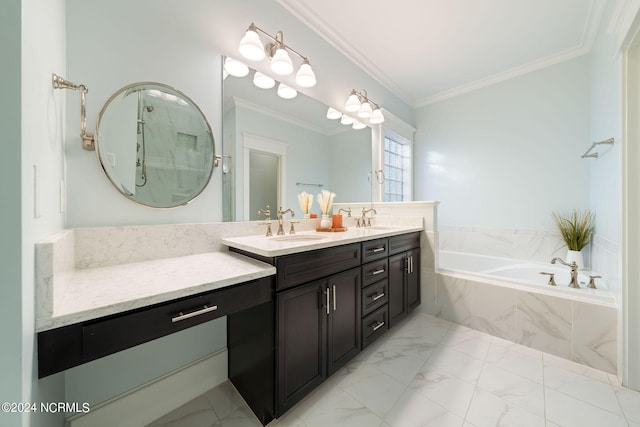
[[96, 83, 215, 208], [222, 66, 372, 221]]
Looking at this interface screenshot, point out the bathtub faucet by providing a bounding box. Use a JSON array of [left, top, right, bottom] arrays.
[[550, 257, 580, 288]]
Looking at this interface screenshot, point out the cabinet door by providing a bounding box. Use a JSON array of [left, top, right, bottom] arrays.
[[277, 280, 326, 415], [407, 248, 421, 312], [327, 268, 361, 375], [388, 253, 407, 326]]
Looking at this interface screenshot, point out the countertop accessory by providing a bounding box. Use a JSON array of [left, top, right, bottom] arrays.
[[297, 192, 314, 216]]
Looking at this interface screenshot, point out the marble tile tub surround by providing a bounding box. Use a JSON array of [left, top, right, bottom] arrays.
[[422, 273, 618, 374]]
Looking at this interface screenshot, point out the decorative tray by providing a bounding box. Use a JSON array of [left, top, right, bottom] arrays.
[[316, 227, 348, 232]]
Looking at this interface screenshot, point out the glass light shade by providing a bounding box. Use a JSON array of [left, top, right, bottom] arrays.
[[357, 101, 373, 118], [344, 93, 361, 112], [369, 108, 385, 124], [224, 57, 249, 77], [295, 62, 316, 88], [340, 115, 355, 125], [253, 71, 275, 89], [352, 121, 366, 130], [238, 29, 265, 61], [326, 107, 342, 120], [270, 48, 294, 75], [277, 83, 297, 99]]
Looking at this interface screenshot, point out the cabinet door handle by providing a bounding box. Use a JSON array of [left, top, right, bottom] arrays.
[[371, 247, 385, 253], [371, 321, 385, 331], [325, 288, 330, 315], [172, 304, 218, 323], [371, 292, 385, 301], [333, 285, 337, 311], [410, 256, 413, 274], [371, 268, 385, 276]]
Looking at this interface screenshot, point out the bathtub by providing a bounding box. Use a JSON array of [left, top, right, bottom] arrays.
[[438, 250, 617, 307]]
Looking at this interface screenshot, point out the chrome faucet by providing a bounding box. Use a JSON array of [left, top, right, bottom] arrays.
[[277, 207, 295, 235], [338, 208, 352, 217], [551, 257, 580, 288], [358, 207, 377, 227], [257, 205, 272, 237]]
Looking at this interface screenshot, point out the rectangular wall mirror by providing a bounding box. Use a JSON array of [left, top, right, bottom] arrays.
[[222, 62, 373, 221]]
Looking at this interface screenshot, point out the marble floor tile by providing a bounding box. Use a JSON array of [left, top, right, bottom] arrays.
[[477, 364, 544, 416], [545, 388, 627, 427], [465, 388, 545, 427], [146, 395, 219, 427], [543, 364, 622, 415], [384, 388, 465, 427], [484, 343, 543, 384], [409, 364, 475, 417], [147, 313, 640, 427], [614, 385, 640, 424], [424, 346, 486, 383]]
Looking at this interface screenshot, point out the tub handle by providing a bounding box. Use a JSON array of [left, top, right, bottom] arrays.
[[539, 272, 556, 286], [588, 275, 601, 289]]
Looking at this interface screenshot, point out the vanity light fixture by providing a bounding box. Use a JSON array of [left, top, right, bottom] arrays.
[[344, 89, 385, 124], [340, 114, 355, 125], [326, 107, 342, 120], [238, 23, 316, 87], [253, 71, 275, 89], [223, 56, 249, 78], [277, 82, 297, 99], [352, 121, 367, 130]]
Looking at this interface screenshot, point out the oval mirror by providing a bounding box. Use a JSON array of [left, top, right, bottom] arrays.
[[95, 82, 215, 208]]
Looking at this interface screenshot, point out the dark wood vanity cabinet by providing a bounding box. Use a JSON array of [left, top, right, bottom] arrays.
[[228, 232, 421, 425], [275, 268, 361, 415], [388, 241, 421, 327]]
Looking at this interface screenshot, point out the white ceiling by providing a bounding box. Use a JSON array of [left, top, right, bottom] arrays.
[[277, 0, 606, 107]]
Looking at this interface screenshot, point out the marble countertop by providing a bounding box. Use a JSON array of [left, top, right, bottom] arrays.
[[36, 252, 276, 332], [222, 225, 424, 257]]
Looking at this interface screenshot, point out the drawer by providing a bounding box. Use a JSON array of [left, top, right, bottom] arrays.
[[361, 279, 388, 316], [361, 238, 388, 263], [275, 243, 361, 291], [388, 232, 420, 255], [362, 258, 388, 287], [362, 305, 388, 349], [82, 277, 273, 360]]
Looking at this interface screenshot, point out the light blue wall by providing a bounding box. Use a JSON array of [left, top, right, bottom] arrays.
[[589, 1, 623, 244], [0, 1, 24, 426], [414, 55, 591, 229]]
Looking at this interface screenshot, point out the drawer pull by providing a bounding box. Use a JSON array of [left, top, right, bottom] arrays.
[[371, 321, 385, 331], [371, 293, 385, 301], [172, 304, 218, 323], [325, 288, 330, 315], [371, 268, 385, 276], [371, 247, 385, 253]]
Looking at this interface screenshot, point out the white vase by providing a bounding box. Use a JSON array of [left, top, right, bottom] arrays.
[[566, 249, 584, 270], [320, 214, 331, 229], [304, 213, 310, 219]]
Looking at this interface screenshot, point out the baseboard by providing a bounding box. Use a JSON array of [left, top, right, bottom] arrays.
[[65, 349, 228, 427]]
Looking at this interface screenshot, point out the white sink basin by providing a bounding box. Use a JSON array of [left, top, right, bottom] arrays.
[[271, 234, 328, 242]]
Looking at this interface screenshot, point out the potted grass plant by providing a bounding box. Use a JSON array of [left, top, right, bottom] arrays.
[[552, 209, 594, 269]]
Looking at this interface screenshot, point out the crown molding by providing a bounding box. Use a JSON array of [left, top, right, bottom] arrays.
[[414, 45, 590, 107], [278, 0, 606, 108], [230, 96, 334, 136]]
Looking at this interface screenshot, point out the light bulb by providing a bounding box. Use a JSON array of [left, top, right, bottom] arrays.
[[370, 108, 385, 124], [277, 83, 297, 99], [295, 61, 316, 88], [224, 57, 249, 77], [345, 93, 361, 112], [340, 115, 355, 125], [326, 107, 342, 120], [238, 28, 265, 61], [352, 121, 366, 130], [270, 48, 293, 75], [253, 72, 275, 89], [357, 101, 373, 119]]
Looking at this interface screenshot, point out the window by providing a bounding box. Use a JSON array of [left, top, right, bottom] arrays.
[[383, 133, 413, 202]]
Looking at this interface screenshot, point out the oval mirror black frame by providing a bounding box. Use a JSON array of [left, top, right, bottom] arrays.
[[95, 82, 215, 208]]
